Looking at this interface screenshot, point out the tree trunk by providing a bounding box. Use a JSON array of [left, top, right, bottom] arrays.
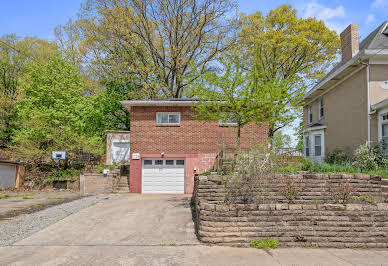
[[236, 124, 241, 152]]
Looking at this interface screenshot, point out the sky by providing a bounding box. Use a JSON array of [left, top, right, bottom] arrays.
[[1, 0, 387, 145], [1, 0, 387, 40]]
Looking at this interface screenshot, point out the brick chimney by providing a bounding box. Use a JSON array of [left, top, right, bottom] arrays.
[[340, 24, 359, 64]]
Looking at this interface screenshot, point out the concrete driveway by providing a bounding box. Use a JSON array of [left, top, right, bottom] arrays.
[[1, 194, 388, 265]]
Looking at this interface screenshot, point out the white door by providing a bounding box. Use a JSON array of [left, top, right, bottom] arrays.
[[142, 159, 185, 194], [111, 141, 130, 164]]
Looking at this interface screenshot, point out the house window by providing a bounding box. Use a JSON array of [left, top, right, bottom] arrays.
[[144, 160, 152, 165], [307, 105, 312, 124], [155, 160, 163, 165], [156, 112, 180, 125], [382, 115, 388, 152], [165, 160, 174, 165], [305, 136, 310, 157], [318, 98, 324, 120], [314, 135, 322, 156], [176, 160, 185, 165]]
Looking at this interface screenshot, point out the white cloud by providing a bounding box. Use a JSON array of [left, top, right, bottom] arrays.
[[366, 14, 376, 24], [304, 2, 345, 20], [302, 1, 348, 33], [371, 0, 388, 10]]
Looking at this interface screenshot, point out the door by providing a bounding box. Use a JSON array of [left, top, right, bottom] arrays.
[[111, 141, 130, 165], [142, 159, 185, 193]]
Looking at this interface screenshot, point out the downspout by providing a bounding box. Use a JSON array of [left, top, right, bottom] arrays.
[[367, 64, 371, 148], [360, 61, 371, 148]]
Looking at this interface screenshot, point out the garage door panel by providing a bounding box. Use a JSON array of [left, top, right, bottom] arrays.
[[142, 159, 185, 194]]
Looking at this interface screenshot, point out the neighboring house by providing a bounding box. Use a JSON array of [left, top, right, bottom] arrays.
[[303, 22, 388, 162], [121, 99, 268, 194]]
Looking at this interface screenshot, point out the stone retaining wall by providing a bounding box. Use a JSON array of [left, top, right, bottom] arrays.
[[194, 174, 388, 247], [195, 173, 384, 204], [196, 201, 388, 247]]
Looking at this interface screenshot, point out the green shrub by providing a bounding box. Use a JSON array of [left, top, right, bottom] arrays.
[[325, 149, 350, 165], [281, 166, 300, 174], [301, 158, 313, 171], [96, 164, 118, 174], [251, 238, 278, 249], [372, 143, 388, 168], [0, 194, 10, 199], [44, 168, 80, 183], [353, 195, 376, 204], [353, 142, 378, 171], [311, 162, 333, 173]]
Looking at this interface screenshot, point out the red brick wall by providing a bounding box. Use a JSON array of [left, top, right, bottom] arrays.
[[130, 106, 268, 154], [129, 106, 269, 194]]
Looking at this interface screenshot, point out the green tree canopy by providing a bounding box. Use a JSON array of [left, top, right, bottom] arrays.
[[12, 56, 102, 163], [0, 35, 59, 148], [192, 55, 295, 151], [55, 0, 239, 99], [239, 5, 340, 136]]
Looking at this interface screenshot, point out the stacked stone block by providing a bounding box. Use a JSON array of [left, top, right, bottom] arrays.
[[194, 174, 388, 247]]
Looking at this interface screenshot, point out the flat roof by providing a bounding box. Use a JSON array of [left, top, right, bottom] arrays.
[[121, 99, 199, 109]]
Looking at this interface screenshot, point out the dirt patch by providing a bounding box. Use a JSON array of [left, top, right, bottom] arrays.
[[0, 196, 82, 220], [0, 191, 81, 219]]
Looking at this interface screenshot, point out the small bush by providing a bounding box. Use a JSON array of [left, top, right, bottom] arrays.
[[325, 149, 350, 165], [357, 195, 376, 204], [251, 238, 278, 249], [279, 181, 304, 203], [301, 158, 313, 171], [0, 194, 10, 199], [327, 182, 354, 204], [353, 142, 378, 171], [222, 145, 283, 204], [96, 164, 117, 174], [44, 168, 80, 183], [281, 166, 300, 174]]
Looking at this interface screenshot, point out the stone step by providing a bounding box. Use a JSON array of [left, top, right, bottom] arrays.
[[382, 179, 388, 185], [382, 186, 388, 192]]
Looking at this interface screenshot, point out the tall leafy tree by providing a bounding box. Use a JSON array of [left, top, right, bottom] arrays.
[[13, 56, 102, 163], [192, 55, 295, 151], [239, 5, 340, 137], [0, 35, 58, 148], [58, 0, 239, 98]]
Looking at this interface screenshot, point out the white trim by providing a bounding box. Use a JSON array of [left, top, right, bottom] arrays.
[[303, 128, 325, 162], [307, 105, 312, 125], [367, 64, 371, 147], [372, 99, 388, 111], [156, 112, 181, 125], [377, 107, 388, 143], [303, 125, 327, 133], [365, 49, 388, 56], [318, 98, 324, 120]]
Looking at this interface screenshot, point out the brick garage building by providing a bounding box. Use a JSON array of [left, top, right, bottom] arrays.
[[121, 99, 268, 194]]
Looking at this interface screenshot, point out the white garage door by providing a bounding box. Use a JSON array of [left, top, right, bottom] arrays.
[[142, 159, 185, 194]]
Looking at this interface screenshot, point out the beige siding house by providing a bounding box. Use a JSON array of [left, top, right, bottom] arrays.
[[303, 22, 388, 162]]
